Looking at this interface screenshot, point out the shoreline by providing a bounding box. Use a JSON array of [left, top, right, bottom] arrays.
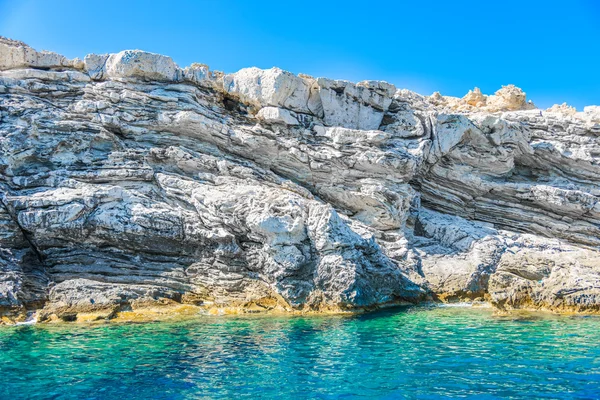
[[3, 300, 600, 327]]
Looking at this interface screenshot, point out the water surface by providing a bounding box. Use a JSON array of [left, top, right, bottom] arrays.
[[1, 306, 599, 399]]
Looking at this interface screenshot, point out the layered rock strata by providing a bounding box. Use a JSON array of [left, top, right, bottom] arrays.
[[1, 37, 599, 323]]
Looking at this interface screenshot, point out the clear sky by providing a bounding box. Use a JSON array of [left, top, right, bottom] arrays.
[[1, 0, 598, 109]]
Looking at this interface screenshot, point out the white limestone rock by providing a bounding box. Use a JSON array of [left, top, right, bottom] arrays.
[[411, 208, 600, 311], [313, 126, 391, 145], [104, 50, 179, 81], [83, 54, 109, 80], [463, 87, 486, 107], [223, 67, 314, 113], [316, 78, 396, 130], [0, 37, 78, 71], [256, 106, 299, 126], [546, 102, 577, 116], [1, 36, 600, 321], [486, 84, 530, 111], [431, 84, 536, 113], [181, 63, 217, 88]]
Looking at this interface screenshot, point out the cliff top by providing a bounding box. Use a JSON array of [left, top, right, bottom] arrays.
[[0, 36, 597, 118]]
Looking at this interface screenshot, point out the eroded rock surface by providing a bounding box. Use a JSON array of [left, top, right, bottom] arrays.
[[1, 37, 599, 322]]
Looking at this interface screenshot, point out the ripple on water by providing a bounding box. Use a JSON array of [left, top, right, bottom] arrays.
[[1, 306, 600, 399]]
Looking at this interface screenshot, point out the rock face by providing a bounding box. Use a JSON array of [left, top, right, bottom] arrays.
[[1, 37, 599, 322]]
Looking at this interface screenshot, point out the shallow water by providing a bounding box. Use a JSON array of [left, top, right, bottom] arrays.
[[1, 306, 600, 399]]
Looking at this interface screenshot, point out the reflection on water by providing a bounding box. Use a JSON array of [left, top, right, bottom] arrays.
[[1, 306, 600, 399]]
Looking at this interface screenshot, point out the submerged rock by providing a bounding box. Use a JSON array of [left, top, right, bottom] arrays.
[[0, 37, 599, 322]]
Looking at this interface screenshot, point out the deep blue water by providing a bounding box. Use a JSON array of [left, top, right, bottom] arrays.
[[1, 306, 600, 399]]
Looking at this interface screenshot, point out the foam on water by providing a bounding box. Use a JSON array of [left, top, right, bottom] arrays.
[[438, 302, 475, 308], [14, 312, 37, 326]]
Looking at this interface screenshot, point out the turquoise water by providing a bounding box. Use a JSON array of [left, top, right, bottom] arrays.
[[1, 306, 600, 399]]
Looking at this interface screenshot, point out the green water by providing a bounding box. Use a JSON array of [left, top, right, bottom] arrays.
[[1, 306, 599, 399]]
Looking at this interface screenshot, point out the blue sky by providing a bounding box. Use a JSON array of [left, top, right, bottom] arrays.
[[1, 0, 598, 109]]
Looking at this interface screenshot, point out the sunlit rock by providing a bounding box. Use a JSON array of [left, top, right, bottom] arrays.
[[1, 37, 599, 322]]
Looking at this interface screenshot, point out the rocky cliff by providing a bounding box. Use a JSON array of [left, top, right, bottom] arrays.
[[1, 37, 599, 323]]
